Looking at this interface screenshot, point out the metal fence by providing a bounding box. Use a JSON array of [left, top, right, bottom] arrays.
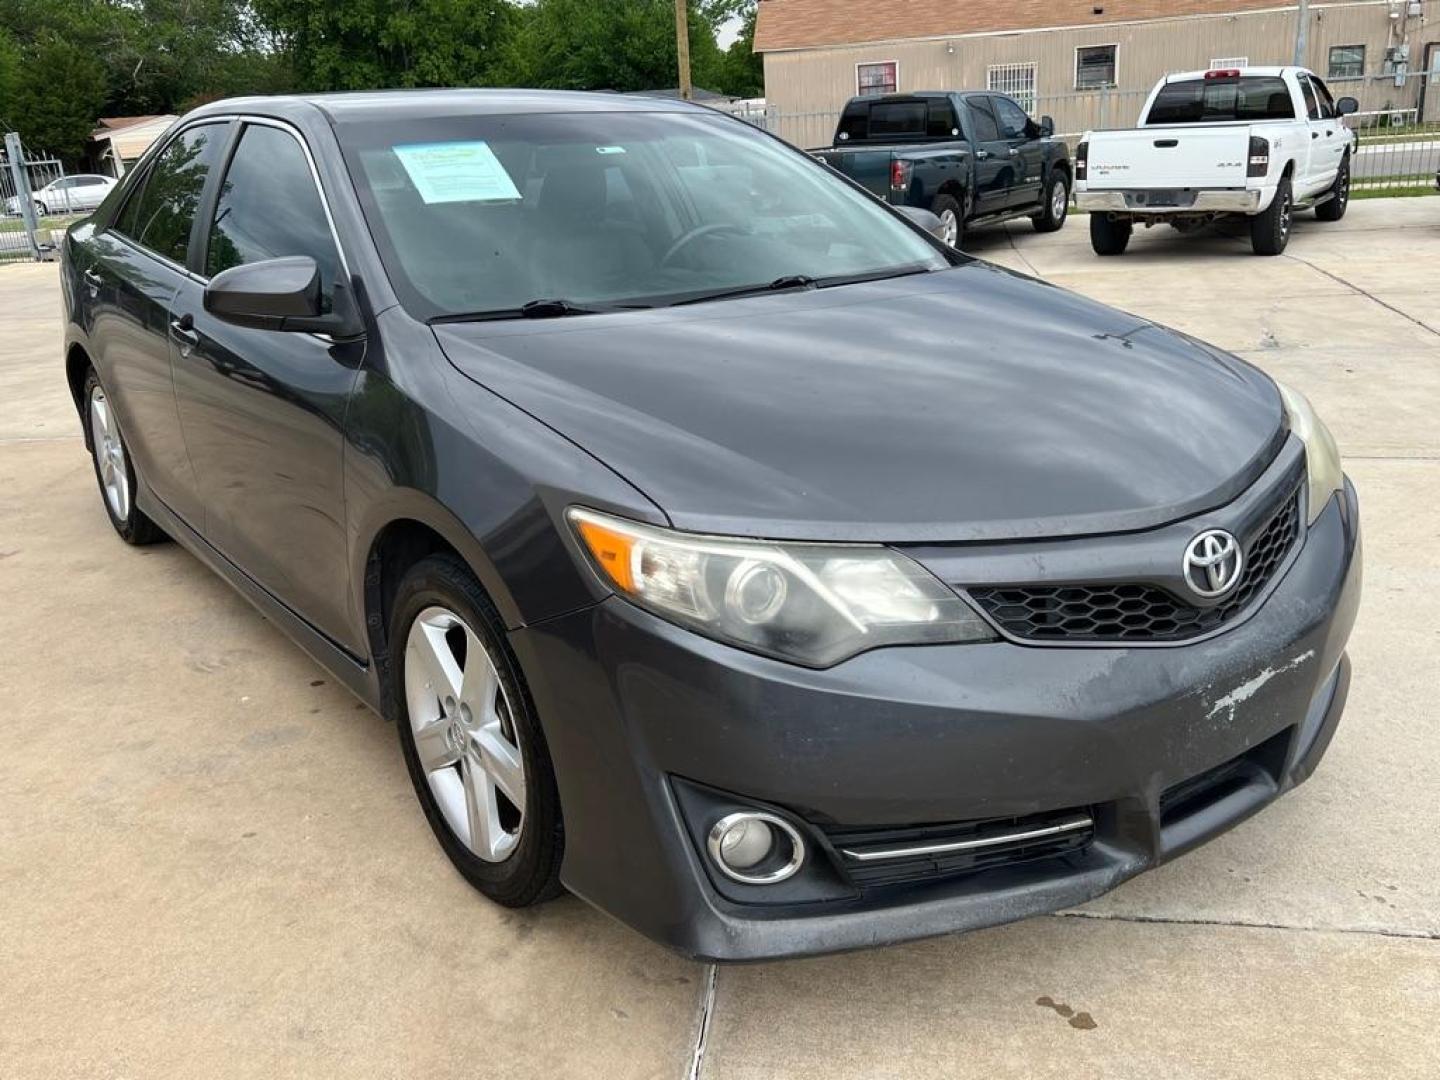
[[742, 72, 1440, 195], [1, 137, 68, 263]]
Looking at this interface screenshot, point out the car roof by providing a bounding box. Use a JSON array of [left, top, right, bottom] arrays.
[[184, 88, 717, 126], [1163, 66, 1304, 82]]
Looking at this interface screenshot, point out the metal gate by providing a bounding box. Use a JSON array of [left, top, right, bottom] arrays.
[[1, 135, 67, 262]]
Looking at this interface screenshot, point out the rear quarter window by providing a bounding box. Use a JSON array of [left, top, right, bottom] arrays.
[[1146, 77, 1296, 124]]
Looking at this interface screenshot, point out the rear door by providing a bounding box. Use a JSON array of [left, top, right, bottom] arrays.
[[86, 121, 230, 527], [170, 119, 363, 652], [962, 96, 1010, 214], [991, 95, 1044, 208]]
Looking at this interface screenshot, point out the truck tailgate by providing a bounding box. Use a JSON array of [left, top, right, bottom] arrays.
[[1086, 126, 1250, 190], [813, 147, 894, 199]]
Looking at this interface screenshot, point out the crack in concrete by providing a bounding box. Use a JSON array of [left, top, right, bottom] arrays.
[[685, 962, 718, 1080], [1282, 252, 1440, 339], [1053, 909, 1440, 941]]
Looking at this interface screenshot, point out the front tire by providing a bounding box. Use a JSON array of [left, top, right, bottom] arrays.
[[1090, 213, 1132, 255], [33, 201, 47, 218], [83, 369, 164, 545], [392, 553, 565, 908], [1251, 176, 1293, 255], [930, 193, 963, 248], [1032, 170, 1069, 232], [1315, 156, 1350, 222]]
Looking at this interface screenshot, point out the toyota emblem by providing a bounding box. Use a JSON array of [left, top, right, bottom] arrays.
[[1183, 529, 1243, 599]]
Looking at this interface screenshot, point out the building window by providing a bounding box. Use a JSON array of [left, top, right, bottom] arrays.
[[856, 61, 898, 97], [1328, 45, 1365, 80], [1076, 44, 1118, 90], [987, 62, 1038, 113], [1209, 56, 1249, 69]]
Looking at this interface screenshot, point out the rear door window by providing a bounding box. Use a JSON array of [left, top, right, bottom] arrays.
[[204, 123, 342, 308], [966, 97, 1002, 142], [1145, 77, 1296, 124], [113, 123, 228, 265], [926, 99, 960, 138]]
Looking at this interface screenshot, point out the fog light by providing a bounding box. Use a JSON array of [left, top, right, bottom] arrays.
[[706, 811, 806, 885]]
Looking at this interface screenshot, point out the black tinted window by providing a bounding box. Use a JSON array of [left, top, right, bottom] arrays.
[[116, 124, 226, 264], [926, 100, 958, 138], [1146, 77, 1296, 124], [1300, 76, 1321, 120], [865, 101, 927, 137], [837, 103, 867, 142], [205, 124, 341, 306], [992, 96, 1031, 139], [967, 97, 1001, 141]]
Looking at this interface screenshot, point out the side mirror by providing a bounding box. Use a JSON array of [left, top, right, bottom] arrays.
[[893, 205, 948, 242], [1335, 96, 1359, 116], [204, 255, 362, 337], [1039, 115, 1055, 137]]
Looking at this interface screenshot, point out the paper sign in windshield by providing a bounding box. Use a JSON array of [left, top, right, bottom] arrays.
[[394, 141, 521, 204]]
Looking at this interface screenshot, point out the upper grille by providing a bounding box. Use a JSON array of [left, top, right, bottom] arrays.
[[968, 489, 1301, 643]]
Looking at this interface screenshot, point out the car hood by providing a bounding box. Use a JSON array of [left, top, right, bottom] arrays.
[[435, 262, 1285, 542]]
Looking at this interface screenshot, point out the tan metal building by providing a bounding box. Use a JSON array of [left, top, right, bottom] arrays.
[[754, 0, 1440, 146]]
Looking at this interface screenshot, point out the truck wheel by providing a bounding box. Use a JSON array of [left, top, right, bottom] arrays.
[[1089, 214, 1131, 256], [930, 194, 963, 247], [1250, 176, 1293, 255], [1032, 171, 1069, 232], [1314, 156, 1350, 222]]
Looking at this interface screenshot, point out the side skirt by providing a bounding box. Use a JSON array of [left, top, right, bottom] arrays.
[[136, 479, 382, 712]]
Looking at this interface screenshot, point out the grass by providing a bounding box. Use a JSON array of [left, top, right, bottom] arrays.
[[0, 213, 83, 235], [1350, 184, 1440, 199]]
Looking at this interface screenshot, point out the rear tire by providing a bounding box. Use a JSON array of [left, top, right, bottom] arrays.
[[1031, 170, 1069, 233], [1314, 156, 1350, 222], [391, 553, 565, 908], [1250, 176, 1293, 255], [930, 193, 963, 247], [83, 369, 165, 546], [1089, 213, 1132, 255]]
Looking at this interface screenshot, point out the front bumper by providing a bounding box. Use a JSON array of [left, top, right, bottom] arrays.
[[512, 481, 1361, 961], [1076, 188, 1267, 214]]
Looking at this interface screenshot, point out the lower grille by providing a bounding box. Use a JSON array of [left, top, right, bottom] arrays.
[[824, 808, 1094, 889], [968, 488, 1301, 643]]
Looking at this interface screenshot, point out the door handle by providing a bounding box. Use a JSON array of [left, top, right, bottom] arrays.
[[83, 269, 103, 294], [1154, 139, 1179, 148], [169, 314, 200, 350], [975, 149, 991, 160], [1007, 147, 1020, 157], [1312, 131, 1320, 139], [1326, 130, 1333, 136]]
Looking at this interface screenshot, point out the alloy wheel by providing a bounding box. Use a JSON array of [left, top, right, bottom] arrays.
[[939, 208, 958, 246], [88, 385, 130, 521], [1279, 190, 1292, 238], [1051, 182, 1067, 222], [404, 606, 526, 862]]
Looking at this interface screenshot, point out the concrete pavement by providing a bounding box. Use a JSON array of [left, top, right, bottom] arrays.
[[2, 198, 1438, 1078]]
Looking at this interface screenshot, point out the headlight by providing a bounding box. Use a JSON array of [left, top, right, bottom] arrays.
[[1275, 380, 1343, 525], [568, 508, 994, 667]]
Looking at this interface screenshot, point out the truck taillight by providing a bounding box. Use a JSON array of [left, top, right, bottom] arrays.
[[1247, 135, 1270, 177], [890, 159, 912, 191], [1075, 141, 1088, 181]]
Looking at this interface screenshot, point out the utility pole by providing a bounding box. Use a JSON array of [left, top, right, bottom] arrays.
[[674, 0, 693, 100], [1293, 0, 1309, 66]]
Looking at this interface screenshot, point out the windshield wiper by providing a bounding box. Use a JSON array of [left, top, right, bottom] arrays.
[[430, 298, 646, 324], [669, 275, 817, 307]]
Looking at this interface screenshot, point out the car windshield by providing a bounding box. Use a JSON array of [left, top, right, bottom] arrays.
[[1145, 76, 1296, 124], [336, 109, 949, 320]]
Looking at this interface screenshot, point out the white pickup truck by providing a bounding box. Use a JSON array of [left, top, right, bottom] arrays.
[[1074, 67, 1358, 256]]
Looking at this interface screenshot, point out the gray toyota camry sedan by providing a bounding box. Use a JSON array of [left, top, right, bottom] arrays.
[[59, 90, 1360, 960]]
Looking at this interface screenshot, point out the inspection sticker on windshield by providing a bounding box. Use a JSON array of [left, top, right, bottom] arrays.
[[394, 141, 521, 204]]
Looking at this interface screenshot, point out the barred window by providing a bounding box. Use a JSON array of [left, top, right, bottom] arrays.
[[987, 62, 1037, 113], [856, 61, 898, 97]]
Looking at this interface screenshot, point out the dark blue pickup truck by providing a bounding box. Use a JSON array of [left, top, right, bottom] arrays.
[[814, 91, 1072, 247]]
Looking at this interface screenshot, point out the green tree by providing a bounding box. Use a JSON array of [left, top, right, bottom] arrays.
[[255, 0, 514, 90], [716, 2, 762, 98], [498, 0, 727, 94], [7, 34, 108, 160]]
